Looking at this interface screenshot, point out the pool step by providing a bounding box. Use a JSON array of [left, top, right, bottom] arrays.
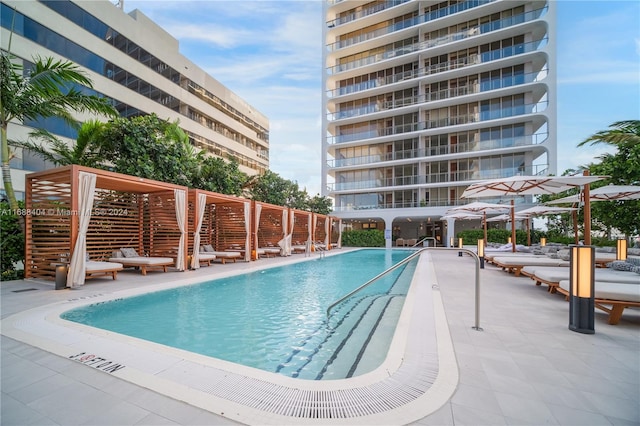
[[276, 292, 385, 379], [320, 295, 406, 380]]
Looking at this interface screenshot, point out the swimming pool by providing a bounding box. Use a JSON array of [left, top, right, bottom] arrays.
[[61, 249, 417, 380]]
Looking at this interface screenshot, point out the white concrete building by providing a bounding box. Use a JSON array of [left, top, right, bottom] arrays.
[[1, 0, 269, 200], [322, 0, 556, 246]]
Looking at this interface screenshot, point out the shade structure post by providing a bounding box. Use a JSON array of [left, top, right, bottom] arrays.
[[616, 238, 628, 261], [510, 200, 516, 252], [540, 237, 546, 247], [583, 170, 592, 245], [477, 239, 485, 269], [458, 237, 463, 256], [569, 245, 595, 334]]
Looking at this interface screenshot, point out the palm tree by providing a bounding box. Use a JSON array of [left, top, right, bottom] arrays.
[[13, 120, 107, 168], [578, 120, 640, 149], [1, 49, 118, 214]]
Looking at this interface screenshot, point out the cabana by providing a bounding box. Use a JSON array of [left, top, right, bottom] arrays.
[[189, 189, 251, 268], [254, 201, 288, 257], [290, 208, 313, 253], [25, 165, 188, 287], [312, 213, 330, 249]]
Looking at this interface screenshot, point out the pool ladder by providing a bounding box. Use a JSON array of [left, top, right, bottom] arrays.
[[326, 247, 483, 331]]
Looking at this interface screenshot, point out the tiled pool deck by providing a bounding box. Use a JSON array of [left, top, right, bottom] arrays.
[[2, 249, 639, 425]]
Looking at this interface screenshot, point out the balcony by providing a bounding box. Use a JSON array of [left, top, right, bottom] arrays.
[[328, 68, 548, 121], [326, 0, 410, 28], [327, 132, 548, 168], [328, 164, 548, 192], [327, 99, 548, 144], [327, 6, 547, 75], [327, 37, 548, 97], [328, 1, 543, 52]]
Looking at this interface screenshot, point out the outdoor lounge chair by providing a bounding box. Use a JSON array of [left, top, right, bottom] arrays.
[[201, 245, 243, 264], [491, 256, 570, 277], [396, 238, 405, 247], [109, 248, 174, 275], [557, 279, 640, 325], [522, 266, 640, 293], [85, 261, 123, 280], [196, 252, 216, 266]]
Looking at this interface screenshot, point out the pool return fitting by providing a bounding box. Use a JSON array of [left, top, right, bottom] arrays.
[[327, 247, 483, 331]]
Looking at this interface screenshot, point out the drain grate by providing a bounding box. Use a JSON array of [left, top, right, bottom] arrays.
[[12, 288, 38, 293]]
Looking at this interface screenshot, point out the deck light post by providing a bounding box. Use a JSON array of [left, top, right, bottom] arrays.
[[569, 245, 595, 334], [616, 238, 628, 261], [477, 239, 485, 269], [458, 237, 463, 257], [540, 237, 546, 247], [449, 236, 454, 248]]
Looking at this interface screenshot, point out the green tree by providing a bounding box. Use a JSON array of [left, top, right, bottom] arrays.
[[578, 120, 640, 236], [307, 193, 333, 215], [12, 119, 107, 167], [1, 50, 117, 213], [194, 156, 248, 196], [248, 170, 306, 208], [98, 114, 198, 187]]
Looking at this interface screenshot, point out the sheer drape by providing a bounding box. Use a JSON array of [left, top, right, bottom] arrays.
[[191, 193, 207, 269], [244, 201, 252, 261], [174, 189, 186, 271], [68, 171, 96, 288]]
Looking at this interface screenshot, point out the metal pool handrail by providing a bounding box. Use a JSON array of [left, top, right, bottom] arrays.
[[325, 247, 483, 331]]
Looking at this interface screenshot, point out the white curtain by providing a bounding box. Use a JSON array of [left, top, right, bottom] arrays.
[[337, 219, 343, 249], [191, 193, 207, 269], [324, 217, 330, 248], [68, 172, 97, 288], [278, 209, 288, 256], [288, 210, 295, 255], [174, 189, 186, 271], [244, 201, 252, 261], [311, 214, 317, 243]]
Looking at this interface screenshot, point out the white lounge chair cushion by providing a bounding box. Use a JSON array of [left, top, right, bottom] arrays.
[[558, 280, 640, 302], [493, 256, 569, 267], [532, 267, 640, 285], [197, 254, 216, 260], [108, 256, 173, 265], [208, 251, 241, 258], [86, 261, 123, 272]]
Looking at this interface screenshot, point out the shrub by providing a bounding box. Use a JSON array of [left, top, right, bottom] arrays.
[[341, 229, 385, 247], [1, 201, 25, 281]]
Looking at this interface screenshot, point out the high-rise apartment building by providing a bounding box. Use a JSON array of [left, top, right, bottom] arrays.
[[322, 0, 555, 245], [1, 0, 269, 200]]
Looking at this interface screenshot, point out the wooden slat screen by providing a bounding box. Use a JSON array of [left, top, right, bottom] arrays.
[[205, 202, 247, 250], [291, 210, 310, 245], [26, 174, 72, 279], [146, 191, 181, 257], [257, 205, 284, 248], [86, 190, 142, 260]]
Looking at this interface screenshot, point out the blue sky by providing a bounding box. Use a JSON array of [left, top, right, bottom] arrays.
[[124, 1, 640, 196]]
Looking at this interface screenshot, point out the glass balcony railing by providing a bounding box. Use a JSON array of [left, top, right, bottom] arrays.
[[327, 5, 547, 75], [327, 37, 548, 98], [328, 99, 548, 144], [327, 132, 548, 168], [328, 2, 544, 52], [328, 164, 548, 193], [328, 68, 548, 120], [326, 0, 410, 28], [331, 189, 542, 211]]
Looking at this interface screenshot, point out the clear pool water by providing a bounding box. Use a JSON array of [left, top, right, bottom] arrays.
[[61, 249, 418, 380]]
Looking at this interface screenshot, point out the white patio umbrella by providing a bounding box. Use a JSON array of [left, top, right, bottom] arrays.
[[461, 174, 608, 247], [447, 202, 511, 244], [546, 184, 640, 204], [515, 206, 577, 246]]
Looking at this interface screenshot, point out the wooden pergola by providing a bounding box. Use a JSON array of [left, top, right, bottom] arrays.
[[254, 201, 289, 256], [290, 208, 312, 247], [189, 189, 251, 265], [25, 165, 189, 285]]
